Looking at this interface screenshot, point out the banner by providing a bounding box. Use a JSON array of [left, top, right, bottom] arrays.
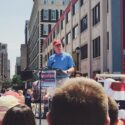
[[41, 70, 56, 87]]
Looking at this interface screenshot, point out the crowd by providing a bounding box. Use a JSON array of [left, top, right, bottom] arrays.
[[0, 77, 125, 125], [0, 39, 125, 125]]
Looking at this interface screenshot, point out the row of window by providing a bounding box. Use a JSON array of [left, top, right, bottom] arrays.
[[40, 24, 54, 36], [44, 36, 100, 65], [62, 36, 100, 59], [44, 1, 100, 46], [81, 36, 100, 59], [41, 9, 59, 22], [29, 42, 39, 64], [43, 0, 69, 5], [66, 2, 100, 25], [45, 12, 95, 46], [60, 2, 100, 36]]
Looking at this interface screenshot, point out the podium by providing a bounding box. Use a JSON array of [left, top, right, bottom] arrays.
[[36, 67, 68, 125]]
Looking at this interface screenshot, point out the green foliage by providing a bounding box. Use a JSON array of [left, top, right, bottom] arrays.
[[12, 75, 22, 85]]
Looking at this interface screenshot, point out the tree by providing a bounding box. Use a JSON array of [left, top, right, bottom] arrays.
[[12, 75, 22, 85]]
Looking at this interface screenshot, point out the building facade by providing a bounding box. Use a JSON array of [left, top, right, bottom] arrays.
[[7, 60, 10, 80], [0, 43, 10, 81], [20, 44, 27, 71], [43, 0, 125, 77], [15, 57, 21, 75], [27, 0, 70, 70]]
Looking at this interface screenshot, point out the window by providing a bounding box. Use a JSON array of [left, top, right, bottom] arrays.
[[80, 0, 87, 6], [44, 0, 48, 4], [45, 55, 47, 61], [62, 0, 68, 5], [61, 19, 64, 29], [92, 2, 100, 26], [66, 11, 71, 23], [107, 0, 109, 12], [51, 10, 56, 20], [81, 15, 88, 32], [53, 31, 55, 39], [43, 10, 49, 20], [81, 44, 88, 59], [43, 24, 49, 35], [50, 49, 53, 55], [60, 10, 63, 17], [40, 55, 43, 68], [72, 25, 78, 39], [51, 0, 54, 4], [56, 26, 59, 35], [50, 35, 52, 43], [72, 1, 79, 16], [93, 36, 100, 58], [1, 45, 6, 49], [66, 32, 71, 45], [61, 37, 65, 46], [40, 39, 43, 53]]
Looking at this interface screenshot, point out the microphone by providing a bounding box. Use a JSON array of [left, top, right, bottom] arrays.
[[51, 60, 55, 68]]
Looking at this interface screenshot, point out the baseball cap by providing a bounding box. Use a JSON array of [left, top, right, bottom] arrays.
[[53, 40, 61, 46]]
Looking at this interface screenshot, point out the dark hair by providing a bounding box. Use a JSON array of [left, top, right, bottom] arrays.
[[2, 104, 36, 125], [74, 71, 83, 77], [108, 96, 118, 125]]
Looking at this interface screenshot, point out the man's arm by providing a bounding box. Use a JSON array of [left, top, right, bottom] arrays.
[[63, 67, 75, 75]]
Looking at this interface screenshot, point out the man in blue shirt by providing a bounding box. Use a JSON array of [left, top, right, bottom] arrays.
[[48, 39, 75, 77]]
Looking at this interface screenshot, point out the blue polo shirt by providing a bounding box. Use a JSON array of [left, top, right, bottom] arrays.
[[48, 52, 75, 70]]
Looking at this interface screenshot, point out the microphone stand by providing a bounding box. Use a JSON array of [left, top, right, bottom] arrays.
[[39, 71, 42, 125]]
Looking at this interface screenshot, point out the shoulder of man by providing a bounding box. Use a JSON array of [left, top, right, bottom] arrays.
[[49, 54, 56, 59]]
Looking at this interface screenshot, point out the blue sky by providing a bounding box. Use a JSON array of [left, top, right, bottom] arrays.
[[0, 0, 33, 78]]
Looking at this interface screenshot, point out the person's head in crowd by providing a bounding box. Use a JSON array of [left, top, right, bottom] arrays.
[[18, 90, 25, 104], [108, 96, 119, 125], [18, 90, 23, 95], [0, 95, 20, 125], [53, 39, 62, 54], [74, 71, 83, 77], [2, 104, 36, 125], [69, 72, 75, 78], [27, 89, 33, 95], [47, 77, 110, 125]]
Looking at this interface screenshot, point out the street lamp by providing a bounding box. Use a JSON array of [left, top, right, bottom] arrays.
[[75, 47, 80, 70]]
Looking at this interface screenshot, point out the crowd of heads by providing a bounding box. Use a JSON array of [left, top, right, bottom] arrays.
[[0, 88, 36, 125], [0, 74, 125, 125]]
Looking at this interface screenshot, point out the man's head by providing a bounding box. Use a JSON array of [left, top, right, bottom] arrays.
[[0, 95, 20, 124], [53, 39, 62, 54], [108, 96, 118, 125], [2, 104, 36, 125], [47, 77, 110, 125]]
